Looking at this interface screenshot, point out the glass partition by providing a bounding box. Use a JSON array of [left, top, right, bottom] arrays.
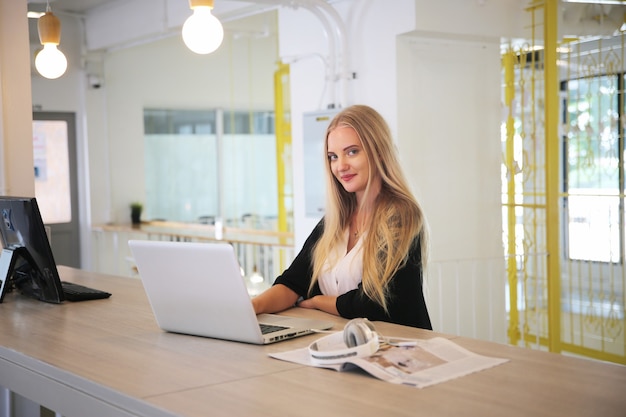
[[143, 108, 277, 229]]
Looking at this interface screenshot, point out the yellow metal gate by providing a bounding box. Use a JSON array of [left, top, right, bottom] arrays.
[[502, 0, 625, 364]]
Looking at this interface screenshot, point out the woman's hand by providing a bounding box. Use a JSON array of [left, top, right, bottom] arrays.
[[298, 295, 339, 316], [252, 284, 299, 314]]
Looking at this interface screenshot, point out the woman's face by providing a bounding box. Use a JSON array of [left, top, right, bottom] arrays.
[[327, 126, 371, 197]]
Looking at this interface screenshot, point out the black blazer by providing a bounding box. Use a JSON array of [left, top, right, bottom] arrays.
[[273, 219, 432, 330]]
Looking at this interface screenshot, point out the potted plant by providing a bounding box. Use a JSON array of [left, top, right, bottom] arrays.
[[130, 202, 143, 225]]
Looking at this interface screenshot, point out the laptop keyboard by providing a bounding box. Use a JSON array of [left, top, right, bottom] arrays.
[[259, 323, 289, 334], [61, 281, 112, 302]]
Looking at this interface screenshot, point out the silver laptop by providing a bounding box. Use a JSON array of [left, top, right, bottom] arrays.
[[129, 240, 334, 344]]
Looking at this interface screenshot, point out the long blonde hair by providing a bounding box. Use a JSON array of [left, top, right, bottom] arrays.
[[310, 105, 428, 312]]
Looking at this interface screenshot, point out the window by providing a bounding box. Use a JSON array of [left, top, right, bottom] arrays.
[[143, 109, 278, 229], [562, 75, 623, 263], [32, 119, 72, 224]]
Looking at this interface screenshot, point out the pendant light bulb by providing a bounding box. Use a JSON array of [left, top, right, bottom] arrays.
[[35, 44, 68, 80], [182, 1, 224, 55], [35, 11, 67, 79]]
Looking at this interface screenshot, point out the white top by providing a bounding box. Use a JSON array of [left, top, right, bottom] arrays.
[[318, 228, 364, 296]]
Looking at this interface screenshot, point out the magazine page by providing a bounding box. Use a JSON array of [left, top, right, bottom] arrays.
[[269, 336, 509, 389]]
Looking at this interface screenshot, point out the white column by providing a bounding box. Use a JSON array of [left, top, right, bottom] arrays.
[[0, 0, 35, 197]]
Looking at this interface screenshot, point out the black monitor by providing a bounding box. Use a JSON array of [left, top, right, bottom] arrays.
[[0, 196, 64, 303]]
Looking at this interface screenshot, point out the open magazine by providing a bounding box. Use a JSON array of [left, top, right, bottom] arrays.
[[269, 335, 509, 389]]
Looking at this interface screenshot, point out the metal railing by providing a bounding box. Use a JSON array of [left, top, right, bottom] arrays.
[[90, 221, 294, 287]]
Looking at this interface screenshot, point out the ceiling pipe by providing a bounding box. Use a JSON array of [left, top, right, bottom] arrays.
[[303, 0, 349, 108], [297, 3, 338, 108]]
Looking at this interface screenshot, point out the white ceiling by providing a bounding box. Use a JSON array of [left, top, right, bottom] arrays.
[[27, 0, 113, 14], [25, 0, 626, 51], [28, 0, 626, 17], [26, 0, 279, 51]]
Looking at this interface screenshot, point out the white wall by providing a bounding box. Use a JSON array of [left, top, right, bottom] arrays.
[[398, 0, 527, 341], [397, 33, 505, 340], [397, 33, 503, 262], [414, 0, 527, 39]]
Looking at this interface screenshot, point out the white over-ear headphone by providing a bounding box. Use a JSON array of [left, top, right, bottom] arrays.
[[308, 318, 380, 365]]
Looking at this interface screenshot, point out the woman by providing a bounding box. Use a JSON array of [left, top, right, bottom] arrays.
[[252, 104, 431, 329]]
